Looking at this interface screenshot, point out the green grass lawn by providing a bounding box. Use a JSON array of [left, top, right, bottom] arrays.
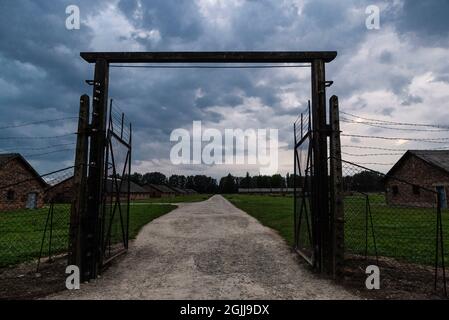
[[0, 203, 176, 268], [226, 195, 295, 246], [226, 194, 449, 266], [133, 194, 213, 204]]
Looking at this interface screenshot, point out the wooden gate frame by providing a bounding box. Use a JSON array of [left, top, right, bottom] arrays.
[[72, 51, 338, 281]]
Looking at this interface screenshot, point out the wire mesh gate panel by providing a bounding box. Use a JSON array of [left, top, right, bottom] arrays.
[[100, 102, 132, 267], [293, 103, 315, 266]]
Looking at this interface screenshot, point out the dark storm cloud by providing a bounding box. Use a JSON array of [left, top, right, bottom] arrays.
[[117, 0, 203, 42], [401, 95, 423, 106], [1, 0, 448, 175], [395, 1, 449, 44], [0, 0, 108, 172], [381, 107, 394, 116], [379, 50, 393, 64]]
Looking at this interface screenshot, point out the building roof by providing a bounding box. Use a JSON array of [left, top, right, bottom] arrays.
[[386, 150, 449, 177], [167, 186, 187, 194], [144, 184, 176, 193], [105, 179, 148, 193], [0, 153, 47, 188], [46, 176, 150, 194]]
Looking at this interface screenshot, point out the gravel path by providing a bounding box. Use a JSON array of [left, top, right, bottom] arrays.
[[48, 195, 357, 300]]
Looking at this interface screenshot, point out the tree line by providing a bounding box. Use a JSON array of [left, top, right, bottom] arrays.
[[127, 172, 299, 194], [127, 170, 384, 194]]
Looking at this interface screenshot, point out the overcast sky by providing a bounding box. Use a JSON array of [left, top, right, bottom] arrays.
[[1, 0, 448, 178]]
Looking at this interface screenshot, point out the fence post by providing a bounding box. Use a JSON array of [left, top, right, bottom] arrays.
[[68, 95, 90, 268], [126, 123, 132, 248], [311, 59, 330, 272], [83, 59, 109, 281], [329, 95, 345, 278]]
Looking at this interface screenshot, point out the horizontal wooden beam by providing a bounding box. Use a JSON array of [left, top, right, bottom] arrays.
[[80, 51, 337, 64]]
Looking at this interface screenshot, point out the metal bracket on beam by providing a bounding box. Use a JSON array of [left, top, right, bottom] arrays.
[[85, 80, 101, 86], [318, 81, 333, 94]]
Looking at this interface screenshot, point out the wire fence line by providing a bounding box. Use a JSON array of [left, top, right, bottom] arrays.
[[0, 166, 75, 268], [0, 142, 76, 152], [340, 118, 449, 132], [339, 110, 449, 171], [0, 116, 79, 130], [342, 145, 449, 151], [340, 111, 449, 129], [339, 159, 447, 297], [342, 134, 449, 143]]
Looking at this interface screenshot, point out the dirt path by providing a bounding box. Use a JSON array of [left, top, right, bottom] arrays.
[[48, 195, 357, 300]]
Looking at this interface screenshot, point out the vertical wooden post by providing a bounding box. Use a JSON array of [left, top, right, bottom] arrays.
[[68, 94, 90, 267], [293, 123, 298, 247], [83, 59, 109, 281], [311, 59, 330, 273], [329, 95, 345, 278], [126, 123, 132, 248]]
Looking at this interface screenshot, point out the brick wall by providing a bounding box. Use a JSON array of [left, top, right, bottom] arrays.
[[385, 155, 449, 207], [46, 177, 74, 203], [0, 159, 46, 211]]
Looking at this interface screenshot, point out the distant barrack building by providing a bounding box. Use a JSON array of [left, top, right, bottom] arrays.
[[142, 184, 176, 198], [0, 153, 48, 211], [238, 187, 294, 194], [384, 150, 449, 208], [167, 186, 187, 195]]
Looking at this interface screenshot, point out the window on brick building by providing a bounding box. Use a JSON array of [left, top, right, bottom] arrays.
[[6, 190, 15, 201], [392, 186, 399, 195], [412, 185, 420, 195]]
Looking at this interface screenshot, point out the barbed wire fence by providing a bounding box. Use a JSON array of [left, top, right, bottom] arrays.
[[0, 167, 75, 268], [336, 110, 448, 297], [0, 114, 79, 298]]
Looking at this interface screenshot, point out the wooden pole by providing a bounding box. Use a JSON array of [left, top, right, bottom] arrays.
[[68, 94, 90, 267], [83, 59, 109, 281], [293, 123, 298, 247], [311, 59, 330, 272], [329, 95, 345, 278]]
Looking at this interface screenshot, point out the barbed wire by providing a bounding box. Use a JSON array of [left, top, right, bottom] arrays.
[[341, 145, 449, 151], [0, 142, 76, 152], [341, 134, 449, 144], [340, 111, 449, 129], [0, 116, 78, 130], [348, 161, 395, 166], [24, 148, 75, 158], [341, 151, 404, 157], [340, 118, 449, 132], [0, 133, 76, 140]]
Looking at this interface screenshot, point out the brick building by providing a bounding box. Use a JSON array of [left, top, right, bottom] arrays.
[[384, 150, 449, 208], [143, 184, 176, 198], [46, 176, 152, 202], [105, 179, 151, 201], [167, 186, 188, 196], [0, 153, 48, 211], [46, 176, 74, 203]]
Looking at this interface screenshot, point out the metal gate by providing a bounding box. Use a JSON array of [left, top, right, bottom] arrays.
[[73, 51, 338, 281], [68, 93, 132, 281], [293, 102, 315, 265], [100, 101, 132, 267], [293, 96, 345, 276]]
